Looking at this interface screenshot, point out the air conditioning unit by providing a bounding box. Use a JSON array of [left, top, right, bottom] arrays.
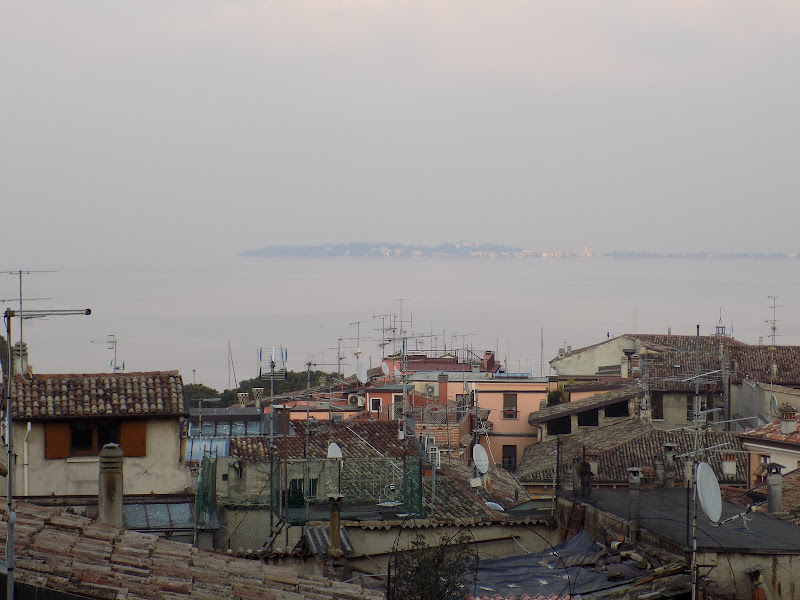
[[428, 446, 441, 470], [420, 434, 436, 454], [425, 384, 435, 396], [348, 394, 365, 406]]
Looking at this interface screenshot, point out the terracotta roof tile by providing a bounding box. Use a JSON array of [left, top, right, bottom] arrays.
[[516, 419, 651, 483], [230, 420, 416, 459], [8, 371, 188, 419], [738, 418, 800, 447], [1, 501, 384, 600]]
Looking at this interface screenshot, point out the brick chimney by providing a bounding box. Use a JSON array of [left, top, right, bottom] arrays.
[[483, 351, 495, 370], [438, 373, 448, 404], [98, 444, 123, 527], [779, 404, 797, 435]]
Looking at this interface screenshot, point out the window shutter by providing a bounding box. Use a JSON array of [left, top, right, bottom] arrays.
[[119, 421, 147, 457], [44, 422, 71, 459]]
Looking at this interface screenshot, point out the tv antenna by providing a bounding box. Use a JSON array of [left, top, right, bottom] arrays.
[[92, 334, 124, 372], [766, 295, 781, 346], [2, 269, 55, 346], [349, 320, 365, 356]]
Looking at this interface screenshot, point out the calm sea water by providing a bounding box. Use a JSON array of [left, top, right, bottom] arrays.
[[7, 256, 800, 392]]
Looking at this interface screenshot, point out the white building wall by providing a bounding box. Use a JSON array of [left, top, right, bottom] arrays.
[[8, 419, 190, 496]]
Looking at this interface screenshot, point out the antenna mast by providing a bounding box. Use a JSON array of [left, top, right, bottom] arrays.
[[766, 295, 781, 346]]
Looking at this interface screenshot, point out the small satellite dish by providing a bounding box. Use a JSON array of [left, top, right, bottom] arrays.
[[485, 501, 504, 511], [473, 444, 490, 475], [381, 363, 390, 377], [393, 367, 402, 380], [770, 393, 779, 416], [327, 442, 343, 460], [355, 361, 368, 384], [696, 462, 722, 524]]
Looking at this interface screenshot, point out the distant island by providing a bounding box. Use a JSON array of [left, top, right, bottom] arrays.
[[239, 243, 798, 260]]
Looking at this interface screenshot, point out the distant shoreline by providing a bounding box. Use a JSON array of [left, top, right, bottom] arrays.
[[239, 243, 798, 260]]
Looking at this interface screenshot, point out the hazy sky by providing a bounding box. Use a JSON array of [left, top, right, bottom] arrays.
[[2, 1, 800, 268]]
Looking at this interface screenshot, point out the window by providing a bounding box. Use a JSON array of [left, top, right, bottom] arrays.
[[502, 445, 517, 471], [288, 478, 319, 507], [605, 401, 630, 419], [45, 420, 146, 459], [371, 398, 381, 412], [456, 394, 471, 419], [651, 394, 664, 420], [70, 421, 119, 455], [577, 409, 599, 427], [686, 394, 707, 422], [547, 416, 572, 436], [503, 393, 518, 419]]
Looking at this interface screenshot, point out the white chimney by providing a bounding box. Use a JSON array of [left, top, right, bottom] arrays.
[[721, 453, 737, 477], [780, 405, 797, 435], [11, 341, 29, 375]]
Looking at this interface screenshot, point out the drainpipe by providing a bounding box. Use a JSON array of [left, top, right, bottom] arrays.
[[628, 466, 642, 544], [23, 422, 31, 496]]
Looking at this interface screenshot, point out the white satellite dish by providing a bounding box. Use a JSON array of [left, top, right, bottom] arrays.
[[485, 501, 504, 511], [770, 393, 779, 416], [393, 367, 402, 380], [381, 362, 390, 377], [327, 442, 343, 460], [696, 462, 722, 524], [355, 361, 368, 384], [473, 444, 490, 475]]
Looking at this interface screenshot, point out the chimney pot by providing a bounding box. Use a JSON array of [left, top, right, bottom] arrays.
[[766, 463, 784, 514], [98, 443, 124, 527]]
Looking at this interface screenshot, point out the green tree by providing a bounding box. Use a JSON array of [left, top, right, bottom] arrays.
[[220, 370, 340, 406], [547, 387, 569, 406], [389, 531, 476, 600], [184, 383, 221, 404]]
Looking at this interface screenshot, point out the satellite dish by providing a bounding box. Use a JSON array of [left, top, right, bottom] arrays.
[[393, 367, 402, 380], [327, 442, 343, 460], [770, 393, 779, 415], [696, 462, 722, 524], [381, 363, 390, 376], [473, 444, 490, 474], [355, 361, 368, 384], [485, 501, 504, 511]]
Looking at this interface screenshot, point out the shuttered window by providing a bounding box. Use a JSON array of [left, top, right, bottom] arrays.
[[43, 420, 147, 459], [44, 422, 71, 459], [120, 421, 147, 457]]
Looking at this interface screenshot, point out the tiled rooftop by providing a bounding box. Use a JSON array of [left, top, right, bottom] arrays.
[[230, 420, 415, 459], [8, 371, 187, 419], [595, 428, 747, 484], [516, 419, 651, 483], [530, 386, 642, 424], [738, 417, 800, 448], [731, 345, 800, 385], [421, 459, 536, 524], [0, 501, 384, 600]]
